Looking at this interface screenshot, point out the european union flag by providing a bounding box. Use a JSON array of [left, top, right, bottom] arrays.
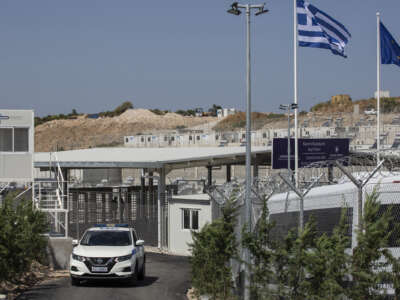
[[381, 22, 400, 67]]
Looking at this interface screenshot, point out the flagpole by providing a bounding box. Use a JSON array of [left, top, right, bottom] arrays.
[[294, 0, 302, 231], [294, 0, 298, 184], [377, 12, 381, 165]]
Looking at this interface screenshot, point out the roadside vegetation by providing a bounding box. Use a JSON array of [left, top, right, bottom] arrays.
[[0, 192, 48, 284], [189, 189, 400, 299]]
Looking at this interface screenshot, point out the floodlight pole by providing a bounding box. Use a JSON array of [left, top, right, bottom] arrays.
[[228, 3, 268, 300]]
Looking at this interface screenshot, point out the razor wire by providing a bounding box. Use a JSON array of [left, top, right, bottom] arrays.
[[206, 152, 400, 237]]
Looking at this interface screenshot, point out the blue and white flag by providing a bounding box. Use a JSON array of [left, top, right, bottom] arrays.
[[297, 0, 351, 57]]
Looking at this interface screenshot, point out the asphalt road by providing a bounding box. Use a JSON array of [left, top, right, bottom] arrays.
[[17, 253, 191, 300]]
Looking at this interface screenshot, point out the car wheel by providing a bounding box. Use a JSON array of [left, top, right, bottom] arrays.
[[127, 263, 138, 286], [71, 277, 80, 286], [137, 256, 146, 281]]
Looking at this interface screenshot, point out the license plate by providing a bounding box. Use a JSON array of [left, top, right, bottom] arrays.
[[91, 266, 108, 273]]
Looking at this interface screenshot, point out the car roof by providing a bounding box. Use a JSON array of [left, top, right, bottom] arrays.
[[88, 227, 131, 231]]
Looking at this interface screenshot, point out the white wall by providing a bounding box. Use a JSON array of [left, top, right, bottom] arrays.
[[168, 196, 211, 255], [0, 109, 34, 182]]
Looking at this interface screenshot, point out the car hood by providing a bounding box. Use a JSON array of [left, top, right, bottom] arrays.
[[73, 245, 133, 258]]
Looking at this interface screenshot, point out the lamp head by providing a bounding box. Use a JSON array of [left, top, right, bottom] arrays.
[[227, 2, 241, 15], [255, 6, 269, 16]]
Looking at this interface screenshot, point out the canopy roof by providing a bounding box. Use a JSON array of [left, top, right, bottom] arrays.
[[34, 146, 271, 170]]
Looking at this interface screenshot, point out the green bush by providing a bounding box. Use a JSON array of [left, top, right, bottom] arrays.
[[99, 101, 134, 118], [189, 197, 238, 300], [0, 193, 48, 283], [349, 189, 393, 299], [190, 188, 398, 299], [242, 199, 277, 299]]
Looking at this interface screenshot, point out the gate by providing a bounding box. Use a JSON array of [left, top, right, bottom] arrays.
[[68, 185, 176, 247]]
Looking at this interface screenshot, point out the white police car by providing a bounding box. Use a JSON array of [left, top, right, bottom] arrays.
[[69, 224, 145, 286]]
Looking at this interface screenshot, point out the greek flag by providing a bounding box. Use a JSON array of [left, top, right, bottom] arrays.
[[297, 0, 351, 57]]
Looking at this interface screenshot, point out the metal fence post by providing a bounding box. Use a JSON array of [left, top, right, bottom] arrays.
[[334, 160, 384, 231]]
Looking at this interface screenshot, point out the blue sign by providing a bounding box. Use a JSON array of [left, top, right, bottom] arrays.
[[272, 138, 350, 170]]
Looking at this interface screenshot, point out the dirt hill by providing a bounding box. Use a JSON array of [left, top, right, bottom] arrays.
[[311, 96, 400, 114], [35, 109, 216, 152]]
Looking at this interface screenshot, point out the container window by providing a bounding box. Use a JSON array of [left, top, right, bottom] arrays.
[[0, 128, 12, 151], [14, 128, 29, 152]]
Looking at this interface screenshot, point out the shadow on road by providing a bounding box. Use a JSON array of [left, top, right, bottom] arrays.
[[16, 282, 62, 300], [80, 276, 159, 288]]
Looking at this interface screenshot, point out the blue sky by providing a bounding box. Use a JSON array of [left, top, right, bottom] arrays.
[[0, 0, 399, 116]]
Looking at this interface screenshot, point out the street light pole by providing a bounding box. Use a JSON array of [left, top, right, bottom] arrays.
[[227, 3, 268, 300], [280, 103, 298, 180]]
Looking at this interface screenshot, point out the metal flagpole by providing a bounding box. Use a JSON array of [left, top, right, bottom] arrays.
[[294, 0, 303, 231], [377, 12, 381, 165], [294, 0, 299, 186]]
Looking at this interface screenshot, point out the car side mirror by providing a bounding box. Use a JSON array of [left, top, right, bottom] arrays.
[[72, 239, 78, 247], [136, 240, 144, 246]]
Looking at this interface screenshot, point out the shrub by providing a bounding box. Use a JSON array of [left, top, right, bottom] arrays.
[[0, 193, 48, 283], [189, 197, 238, 300], [242, 199, 277, 299], [349, 189, 393, 299]]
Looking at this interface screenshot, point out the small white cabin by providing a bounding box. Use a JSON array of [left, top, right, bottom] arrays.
[[168, 194, 212, 255]]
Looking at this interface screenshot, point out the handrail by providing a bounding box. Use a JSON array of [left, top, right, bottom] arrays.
[[0, 183, 10, 194], [50, 152, 65, 209]]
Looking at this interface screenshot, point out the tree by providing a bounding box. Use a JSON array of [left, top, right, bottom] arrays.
[[189, 196, 238, 299], [208, 104, 222, 117], [175, 110, 188, 116], [242, 199, 276, 299], [349, 189, 393, 299], [0, 192, 48, 282], [303, 210, 350, 300], [113, 101, 133, 116]]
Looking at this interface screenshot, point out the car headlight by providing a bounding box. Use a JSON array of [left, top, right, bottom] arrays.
[[115, 254, 132, 263], [72, 253, 86, 262]]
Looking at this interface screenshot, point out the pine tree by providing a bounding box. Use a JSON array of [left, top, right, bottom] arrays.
[[242, 199, 276, 299], [303, 209, 350, 300], [189, 196, 238, 300], [349, 189, 393, 299]]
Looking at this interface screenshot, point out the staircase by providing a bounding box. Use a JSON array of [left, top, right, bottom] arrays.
[[34, 152, 69, 237]]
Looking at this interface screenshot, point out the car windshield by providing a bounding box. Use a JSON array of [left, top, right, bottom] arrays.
[[80, 230, 132, 246]]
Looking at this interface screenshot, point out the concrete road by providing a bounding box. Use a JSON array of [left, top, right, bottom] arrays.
[[17, 253, 191, 300]]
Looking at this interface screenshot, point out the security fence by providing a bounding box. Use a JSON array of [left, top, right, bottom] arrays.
[[205, 154, 400, 297], [64, 185, 176, 247]]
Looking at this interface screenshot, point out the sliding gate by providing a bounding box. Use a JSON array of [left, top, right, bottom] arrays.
[[68, 185, 176, 247]]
